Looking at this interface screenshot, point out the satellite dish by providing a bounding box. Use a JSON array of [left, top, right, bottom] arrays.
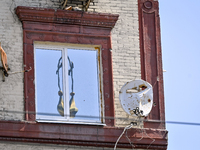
[[119, 79, 153, 117]]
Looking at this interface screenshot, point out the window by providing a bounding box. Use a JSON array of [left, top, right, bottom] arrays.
[[16, 6, 118, 126], [34, 42, 103, 124]]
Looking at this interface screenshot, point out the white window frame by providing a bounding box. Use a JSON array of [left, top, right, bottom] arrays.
[[34, 41, 104, 125]]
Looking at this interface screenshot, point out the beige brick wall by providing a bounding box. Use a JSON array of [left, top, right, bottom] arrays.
[[0, 0, 141, 125], [0, 0, 141, 147], [94, 0, 141, 126], [0, 0, 24, 120]]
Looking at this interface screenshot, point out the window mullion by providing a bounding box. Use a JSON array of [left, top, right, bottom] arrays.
[[63, 48, 70, 120]]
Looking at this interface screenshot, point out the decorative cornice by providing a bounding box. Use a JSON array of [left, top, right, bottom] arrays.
[[0, 136, 167, 149], [0, 120, 168, 149], [15, 6, 119, 28]]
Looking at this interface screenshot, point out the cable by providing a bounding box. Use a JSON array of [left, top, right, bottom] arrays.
[[114, 123, 133, 150], [0, 109, 200, 126], [144, 129, 155, 149], [8, 67, 32, 75], [125, 129, 135, 149], [9, 0, 17, 23], [124, 127, 156, 150], [166, 121, 200, 126]]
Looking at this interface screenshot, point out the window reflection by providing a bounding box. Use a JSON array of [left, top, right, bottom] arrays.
[[56, 57, 64, 117], [35, 47, 101, 122], [35, 49, 63, 118], [68, 49, 100, 121], [67, 55, 78, 118]]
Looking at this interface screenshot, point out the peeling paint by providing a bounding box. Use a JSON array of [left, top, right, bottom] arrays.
[[95, 47, 104, 123]]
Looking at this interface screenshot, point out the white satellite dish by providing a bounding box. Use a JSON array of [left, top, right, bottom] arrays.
[[119, 79, 153, 117]]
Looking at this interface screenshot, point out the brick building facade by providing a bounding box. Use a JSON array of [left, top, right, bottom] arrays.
[[0, 0, 167, 149]]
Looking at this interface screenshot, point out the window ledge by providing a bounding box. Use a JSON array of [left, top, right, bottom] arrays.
[[36, 119, 106, 126]]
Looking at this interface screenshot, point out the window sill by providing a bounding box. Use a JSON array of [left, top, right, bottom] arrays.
[[36, 119, 106, 126]]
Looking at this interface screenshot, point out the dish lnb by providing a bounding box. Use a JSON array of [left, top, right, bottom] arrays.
[[119, 79, 153, 117]]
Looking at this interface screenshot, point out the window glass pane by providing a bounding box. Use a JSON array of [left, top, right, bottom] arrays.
[[35, 49, 63, 118], [67, 49, 100, 121]]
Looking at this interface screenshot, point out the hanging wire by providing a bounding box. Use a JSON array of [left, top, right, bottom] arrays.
[[125, 129, 135, 149], [144, 129, 155, 149], [124, 127, 156, 150], [114, 123, 133, 150], [8, 67, 32, 75], [119, 115, 155, 149], [124, 117, 144, 149], [134, 128, 144, 142], [9, 0, 17, 23], [0, 109, 200, 126]]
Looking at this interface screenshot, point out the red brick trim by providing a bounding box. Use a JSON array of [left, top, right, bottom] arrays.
[[0, 120, 168, 149], [16, 6, 118, 28], [138, 0, 166, 129]]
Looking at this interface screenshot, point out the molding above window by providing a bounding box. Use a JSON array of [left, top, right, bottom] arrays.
[[16, 6, 118, 29]]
